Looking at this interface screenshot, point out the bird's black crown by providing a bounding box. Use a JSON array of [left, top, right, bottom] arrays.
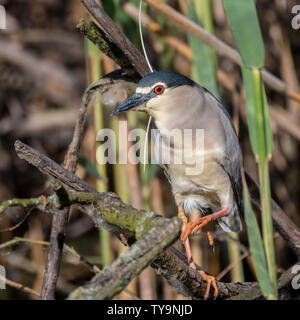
[[138, 71, 195, 89]]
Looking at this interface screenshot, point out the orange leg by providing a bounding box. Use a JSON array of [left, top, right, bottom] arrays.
[[204, 226, 214, 247], [180, 207, 228, 244], [178, 205, 218, 299]]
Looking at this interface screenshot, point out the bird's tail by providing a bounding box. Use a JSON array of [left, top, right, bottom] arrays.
[[217, 203, 242, 233]]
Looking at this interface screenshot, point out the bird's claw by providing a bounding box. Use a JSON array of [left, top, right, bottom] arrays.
[[198, 270, 218, 299], [180, 215, 213, 244]]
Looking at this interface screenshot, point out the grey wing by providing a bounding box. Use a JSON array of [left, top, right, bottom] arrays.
[[220, 106, 243, 232], [219, 155, 243, 232], [206, 91, 243, 232], [222, 130, 243, 216]]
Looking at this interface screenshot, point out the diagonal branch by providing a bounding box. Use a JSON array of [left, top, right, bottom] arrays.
[[15, 141, 95, 193], [246, 173, 300, 259], [80, 0, 150, 77], [77, 20, 140, 82], [67, 216, 181, 300]]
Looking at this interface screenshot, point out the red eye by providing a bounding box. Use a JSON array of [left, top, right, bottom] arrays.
[[154, 85, 164, 95]]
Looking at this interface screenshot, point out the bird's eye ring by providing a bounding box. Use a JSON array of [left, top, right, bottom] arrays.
[[154, 85, 164, 95]]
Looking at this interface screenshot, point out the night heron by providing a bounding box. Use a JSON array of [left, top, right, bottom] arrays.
[[111, 71, 243, 298]]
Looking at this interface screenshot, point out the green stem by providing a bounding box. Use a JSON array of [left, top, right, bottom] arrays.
[[196, 0, 214, 35], [253, 68, 277, 297], [227, 233, 245, 282], [85, 35, 111, 268], [111, 117, 130, 204]]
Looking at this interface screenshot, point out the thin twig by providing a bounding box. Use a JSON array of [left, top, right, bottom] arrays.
[[246, 173, 300, 259], [0, 108, 78, 137], [270, 107, 300, 141], [0, 236, 98, 273], [0, 236, 139, 299], [216, 251, 249, 281], [0, 274, 40, 298], [0, 237, 49, 250]]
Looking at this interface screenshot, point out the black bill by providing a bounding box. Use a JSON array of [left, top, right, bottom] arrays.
[[111, 93, 148, 116]]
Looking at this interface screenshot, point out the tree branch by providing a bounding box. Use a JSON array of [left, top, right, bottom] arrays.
[[77, 20, 140, 82], [0, 274, 40, 298], [80, 0, 150, 77], [67, 216, 181, 300], [10, 140, 300, 299], [246, 173, 300, 259]]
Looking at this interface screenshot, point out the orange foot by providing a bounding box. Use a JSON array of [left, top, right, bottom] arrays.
[[198, 270, 218, 299], [180, 224, 218, 299], [180, 215, 213, 244], [180, 208, 229, 245]]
